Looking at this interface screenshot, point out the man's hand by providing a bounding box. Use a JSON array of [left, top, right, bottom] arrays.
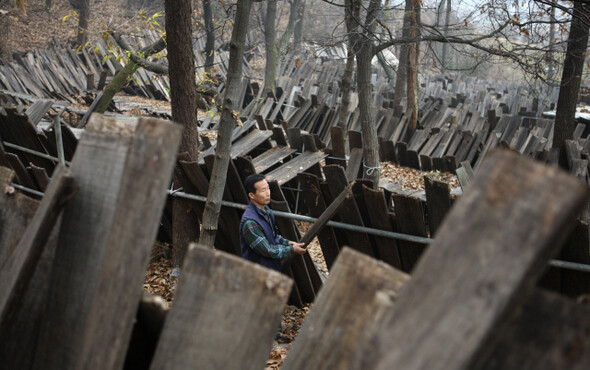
[[289, 241, 306, 255]]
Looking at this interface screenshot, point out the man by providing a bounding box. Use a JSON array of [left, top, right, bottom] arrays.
[[240, 174, 306, 272]]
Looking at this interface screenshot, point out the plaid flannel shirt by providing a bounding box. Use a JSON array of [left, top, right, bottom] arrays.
[[241, 205, 293, 259]]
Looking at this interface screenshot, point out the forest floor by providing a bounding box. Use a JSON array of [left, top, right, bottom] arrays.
[[2, 1, 461, 368]]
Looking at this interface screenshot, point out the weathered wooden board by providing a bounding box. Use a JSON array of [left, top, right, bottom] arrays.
[[34, 115, 182, 369], [423, 175, 452, 237], [350, 149, 589, 370], [252, 145, 296, 174], [151, 244, 292, 370], [297, 172, 340, 269], [322, 164, 374, 257], [392, 193, 428, 272], [0, 165, 74, 325], [361, 185, 403, 269], [266, 151, 327, 185], [479, 289, 590, 370], [283, 248, 408, 370]]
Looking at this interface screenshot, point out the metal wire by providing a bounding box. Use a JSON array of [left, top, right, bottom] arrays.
[[2, 141, 71, 166]]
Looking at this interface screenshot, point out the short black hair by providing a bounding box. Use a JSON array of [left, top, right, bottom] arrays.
[[244, 174, 266, 195]]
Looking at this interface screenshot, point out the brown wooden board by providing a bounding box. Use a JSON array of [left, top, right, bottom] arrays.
[[327, 126, 347, 168], [392, 193, 428, 272], [252, 146, 297, 174], [351, 149, 589, 370], [297, 172, 340, 269], [346, 147, 363, 182], [423, 176, 452, 237], [322, 165, 374, 257], [283, 248, 409, 370], [361, 185, 403, 269], [479, 289, 590, 370], [34, 115, 183, 370], [0, 165, 74, 325], [150, 244, 292, 370], [559, 220, 590, 297], [266, 151, 327, 185], [268, 181, 320, 303]]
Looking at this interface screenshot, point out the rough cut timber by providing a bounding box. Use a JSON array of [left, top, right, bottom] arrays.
[[282, 248, 409, 370], [350, 148, 589, 370], [479, 288, 590, 370], [34, 114, 183, 370], [0, 165, 74, 326], [150, 244, 293, 370]]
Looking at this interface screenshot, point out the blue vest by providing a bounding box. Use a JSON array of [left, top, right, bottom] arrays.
[[239, 203, 282, 271]]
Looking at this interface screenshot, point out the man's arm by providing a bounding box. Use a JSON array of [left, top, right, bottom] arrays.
[[242, 220, 294, 259]]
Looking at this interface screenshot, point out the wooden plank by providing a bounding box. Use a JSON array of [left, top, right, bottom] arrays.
[[268, 181, 318, 304], [282, 248, 409, 370], [29, 163, 50, 192], [34, 115, 183, 370], [230, 129, 273, 159], [299, 181, 353, 248], [479, 289, 590, 370], [297, 173, 341, 269], [346, 147, 363, 181], [392, 194, 428, 272], [351, 149, 589, 370], [252, 146, 296, 174], [150, 244, 292, 370], [266, 151, 327, 185], [322, 165, 374, 257], [423, 176, 452, 237], [0, 165, 74, 325], [361, 185, 403, 269]]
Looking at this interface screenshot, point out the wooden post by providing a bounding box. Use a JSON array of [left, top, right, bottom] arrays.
[[283, 248, 408, 370], [150, 244, 292, 370], [34, 114, 183, 370], [0, 165, 74, 325], [350, 149, 589, 370]]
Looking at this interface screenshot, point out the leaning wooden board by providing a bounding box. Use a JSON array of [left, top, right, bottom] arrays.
[[350, 149, 589, 369]]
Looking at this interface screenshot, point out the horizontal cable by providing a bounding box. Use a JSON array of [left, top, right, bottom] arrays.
[[2, 141, 71, 165]]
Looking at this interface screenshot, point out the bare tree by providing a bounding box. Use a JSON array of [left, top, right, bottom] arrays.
[[166, 0, 200, 267], [263, 0, 302, 95], [553, 1, 590, 167], [199, 0, 254, 248], [346, 0, 382, 188], [76, 0, 90, 47], [203, 0, 216, 73]]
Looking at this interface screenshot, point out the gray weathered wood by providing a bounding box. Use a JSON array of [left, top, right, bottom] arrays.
[[479, 289, 590, 370], [423, 175, 452, 237], [34, 114, 183, 370], [299, 181, 353, 248], [0, 165, 74, 325], [151, 244, 292, 370], [350, 149, 589, 370], [283, 248, 408, 370]]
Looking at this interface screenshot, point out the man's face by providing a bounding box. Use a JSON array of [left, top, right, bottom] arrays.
[[249, 179, 271, 208]]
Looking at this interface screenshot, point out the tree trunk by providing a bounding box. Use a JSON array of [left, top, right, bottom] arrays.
[[349, 0, 382, 189], [263, 0, 278, 95], [76, 0, 90, 47], [166, 0, 200, 268], [165, 0, 199, 159], [441, 0, 451, 69], [338, 45, 355, 131], [405, 0, 421, 141], [553, 1, 590, 168], [95, 62, 139, 115], [392, 0, 411, 113], [95, 37, 167, 115], [203, 0, 215, 74], [199, 0, 253, 248], [293, 0, 305, 51], [278, 0, 302, 54]]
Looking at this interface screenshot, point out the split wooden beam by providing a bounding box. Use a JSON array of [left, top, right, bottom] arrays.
[[34, 114, 183, 370], [299, 180, 353, 248], [349, 149, 589, 370], [283, 248, 409, 369], [150, 244, 292, 370], [0, 165, 75, 327]]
